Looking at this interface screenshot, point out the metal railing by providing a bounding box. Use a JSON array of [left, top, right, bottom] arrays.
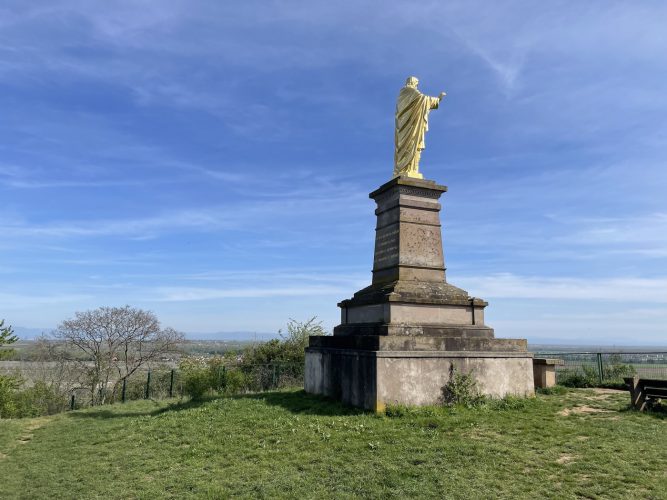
[[1, 362, 305, 415], [533, 351, 667, 386]]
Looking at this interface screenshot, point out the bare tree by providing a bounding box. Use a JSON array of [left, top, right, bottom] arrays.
[[54, 306, 184, 405]]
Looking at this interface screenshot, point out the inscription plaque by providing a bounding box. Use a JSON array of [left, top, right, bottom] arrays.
[[373, 227, 399, 269]]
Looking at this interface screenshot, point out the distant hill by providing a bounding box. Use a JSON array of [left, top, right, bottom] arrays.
[[11, 326, 278, 342], [184, 331, 278, 341], [11, 326, 52, 340]]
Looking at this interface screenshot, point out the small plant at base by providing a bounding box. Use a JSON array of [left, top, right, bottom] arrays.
[[441, 366, 485, 408], [384, 404, 409, 417]]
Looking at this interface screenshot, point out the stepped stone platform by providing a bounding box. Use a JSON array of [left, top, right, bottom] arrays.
[[305, 176, 534, 411]]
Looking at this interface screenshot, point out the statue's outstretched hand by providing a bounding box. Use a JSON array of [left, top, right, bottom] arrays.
[[439, 91, 447, 100]]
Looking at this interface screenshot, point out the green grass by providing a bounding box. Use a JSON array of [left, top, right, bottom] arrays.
[[0, 388, 665, 499]]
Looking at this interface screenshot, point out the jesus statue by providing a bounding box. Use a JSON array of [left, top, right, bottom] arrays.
[[394, 76, 446, 179]]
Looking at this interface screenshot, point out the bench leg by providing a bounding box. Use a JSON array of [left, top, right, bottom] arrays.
[[625, 377, 647, 411]]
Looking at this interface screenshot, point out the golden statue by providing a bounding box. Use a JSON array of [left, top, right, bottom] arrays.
[[394, 76, 446, 179]]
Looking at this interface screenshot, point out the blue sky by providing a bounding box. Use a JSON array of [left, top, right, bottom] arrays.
[[1, 1, 666, 345]]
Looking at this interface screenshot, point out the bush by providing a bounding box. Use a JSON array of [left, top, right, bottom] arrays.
[[0, 374, 22, 418], [0, 376, 69, 418], [223, 369, 247, 395], [12, 381, 69, 417], [441, 366, 485, 407], [179, 356, 249, 400], [559, 366, 599, 388], [180, 358, 215, 400], [243, 317, 326, 368], [604, 354, 636, 381], [558, 356, 636, 389]]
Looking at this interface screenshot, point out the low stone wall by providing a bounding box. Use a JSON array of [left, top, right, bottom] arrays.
[[532, 358, 564, 388]]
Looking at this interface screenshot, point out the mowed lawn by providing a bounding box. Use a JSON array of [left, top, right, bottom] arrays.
[[0, 389, 665, 499]]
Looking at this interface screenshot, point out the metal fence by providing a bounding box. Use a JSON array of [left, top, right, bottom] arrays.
[[66, 362, 306, 410], [533, 351, 667, 385], [1, 361, 305, 414]]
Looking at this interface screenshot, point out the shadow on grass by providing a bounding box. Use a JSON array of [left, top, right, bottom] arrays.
[[234, 390, 367, 416], [645, 404, 667, 420], [618, 403, 667, 420], [66, 398, 209, 419], [66, 389, 365, 419]]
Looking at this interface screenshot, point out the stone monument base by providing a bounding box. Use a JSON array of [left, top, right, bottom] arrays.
[[305, 348, 534, 412], [305, 176, 534, 411]]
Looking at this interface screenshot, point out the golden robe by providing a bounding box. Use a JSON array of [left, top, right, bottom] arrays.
[[394, 86, 440, 178]]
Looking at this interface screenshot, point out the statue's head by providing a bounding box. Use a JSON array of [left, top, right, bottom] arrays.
[[405, 76, 419, 88]]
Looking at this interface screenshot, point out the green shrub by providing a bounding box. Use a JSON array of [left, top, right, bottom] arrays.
[[242, 317, 326, 368], [441, 366, 485, 407], [125, 376, 150, 401], [604, 355, 636, 381], [12, 381, 69, 417], [384, 404, 409, 417], [558, 365, 599, 388], [180, 358, 214, 400], [0, 374, 22, 418], [222, 369, 247, 395], [179, 356, 250, 400], [0, 376, 69, 418]]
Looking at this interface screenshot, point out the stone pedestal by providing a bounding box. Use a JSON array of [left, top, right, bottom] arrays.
[[305, 176, 534, 411], [533, 358, 564, 388]]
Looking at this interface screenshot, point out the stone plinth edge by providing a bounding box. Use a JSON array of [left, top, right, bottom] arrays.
[[369, 176, 447, 200]]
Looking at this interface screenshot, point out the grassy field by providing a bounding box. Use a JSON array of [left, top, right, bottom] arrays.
[[0, 389, 665, 499]]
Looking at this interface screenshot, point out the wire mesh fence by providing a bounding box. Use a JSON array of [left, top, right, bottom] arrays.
[[1, 360, 306, 415], [533, 351, 667, 386], [4, 352, 666, 416], [64, 362, 306, 410]]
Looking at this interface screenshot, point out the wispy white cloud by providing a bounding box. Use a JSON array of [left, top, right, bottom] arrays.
[[153, 284, 351, 302], [561, 213, 667, 246], [458, 273, 667, 303], [0, 292, 92, 308]]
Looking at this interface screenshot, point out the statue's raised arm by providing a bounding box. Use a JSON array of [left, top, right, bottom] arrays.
[[393, 76, 446, 179]]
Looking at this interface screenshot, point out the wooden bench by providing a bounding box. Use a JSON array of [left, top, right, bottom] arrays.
[[624, 376, 667, 411]]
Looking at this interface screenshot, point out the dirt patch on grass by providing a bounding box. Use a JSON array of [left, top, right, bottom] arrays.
[[464, 430, 502, 440], [557, 453, 577, 465], [558, 405, 614, 417], [25, 417, 49, 432], [590, 388, 623, 395], [0, 452, 7, 461]]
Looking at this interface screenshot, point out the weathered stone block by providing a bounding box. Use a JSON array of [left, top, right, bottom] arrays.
[[532, 358, 564, 388]]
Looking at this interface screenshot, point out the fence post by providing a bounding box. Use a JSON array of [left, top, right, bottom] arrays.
[[145, 370, 151, 399], [122, 378, 127, 403], [596, 353, 604, 384], [169, 369, 175, 398], [70, 394, 75, 411]]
